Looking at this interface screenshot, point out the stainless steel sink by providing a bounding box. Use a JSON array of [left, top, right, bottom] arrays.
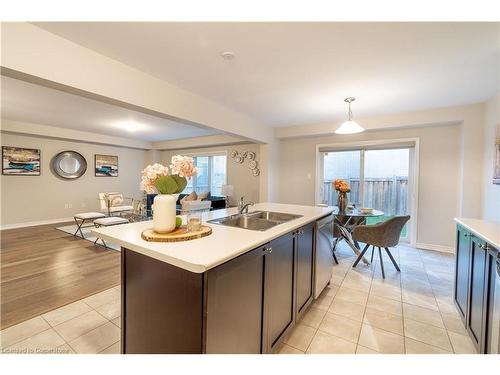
[[245, 211, 303, 222], [207, 210, 303, 231]]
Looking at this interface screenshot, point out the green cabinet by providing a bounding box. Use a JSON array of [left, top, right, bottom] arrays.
[[455, 226, 471, 319], [467, 235, 488, 351], [454, 225, 497, 353]]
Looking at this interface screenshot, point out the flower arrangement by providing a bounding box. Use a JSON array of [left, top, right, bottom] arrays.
[[141, 155, 197, 194], [333, 179, 351, 193]]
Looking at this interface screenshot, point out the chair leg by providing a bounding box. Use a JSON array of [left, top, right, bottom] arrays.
[[384, 247, 401, 272], [332, 250, 339, 265], [378, 247, 385, 278], [370, 245, 375, 262], [352, 244, 370, 268], [332, 238, 339, 252]]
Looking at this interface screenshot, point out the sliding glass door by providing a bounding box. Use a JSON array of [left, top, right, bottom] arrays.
[[320, 145, 414, 242], [363, 148, 410, 240], [322, 150, 361, 206]]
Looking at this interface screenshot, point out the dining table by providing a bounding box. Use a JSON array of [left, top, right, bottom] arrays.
[[333, 207, 384, 265]]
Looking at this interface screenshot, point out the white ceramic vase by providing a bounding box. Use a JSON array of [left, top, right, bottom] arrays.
[[152, 194, 179, 233]]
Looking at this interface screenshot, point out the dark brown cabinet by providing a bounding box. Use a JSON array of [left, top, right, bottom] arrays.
[[264, 232, 296, 352], [122, 219, 325, 354], [205, 245, 267, 354], [295, 223, 315, 316]]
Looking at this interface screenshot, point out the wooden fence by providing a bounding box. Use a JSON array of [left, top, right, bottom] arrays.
[[322, 177, 408, 215]]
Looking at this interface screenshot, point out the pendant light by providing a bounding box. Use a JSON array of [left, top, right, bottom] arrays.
[[335, 97, 365, 134]]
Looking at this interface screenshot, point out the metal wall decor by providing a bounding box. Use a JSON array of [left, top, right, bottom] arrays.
[[51, 151, 87, 180], [231, 149, 260, 177]]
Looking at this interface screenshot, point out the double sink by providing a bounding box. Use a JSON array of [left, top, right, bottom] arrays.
[[208, 210, 303, 231]]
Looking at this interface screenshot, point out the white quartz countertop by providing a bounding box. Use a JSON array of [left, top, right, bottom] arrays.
[[454, 218, 500, 250], [92, 202, 334, 273]]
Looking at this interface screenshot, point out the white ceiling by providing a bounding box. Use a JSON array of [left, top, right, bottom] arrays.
[[34, 22, 499, 127], [1, 76, 222, 141]]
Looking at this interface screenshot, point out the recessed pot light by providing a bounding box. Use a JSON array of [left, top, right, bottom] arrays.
[[220, 51, 235, 60]]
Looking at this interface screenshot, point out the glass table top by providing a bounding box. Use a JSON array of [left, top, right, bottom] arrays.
[[333, 207, 384, 217]]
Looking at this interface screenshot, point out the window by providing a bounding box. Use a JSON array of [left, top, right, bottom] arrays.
[[182, 153, 227, 196]]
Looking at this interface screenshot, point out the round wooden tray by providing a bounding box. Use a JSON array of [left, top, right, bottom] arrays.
[[141, 225, 212, 242]]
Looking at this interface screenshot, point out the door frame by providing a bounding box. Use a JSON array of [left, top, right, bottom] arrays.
[[315, 137, 420, 247]]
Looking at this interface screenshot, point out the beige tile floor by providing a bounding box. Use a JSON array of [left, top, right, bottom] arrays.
[[279, 242, 478, 354], [0, 243, 477, 355], [0, 286, 121, 354]]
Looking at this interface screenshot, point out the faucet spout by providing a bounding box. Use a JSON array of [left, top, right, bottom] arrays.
[[239, 201, 254, 214]]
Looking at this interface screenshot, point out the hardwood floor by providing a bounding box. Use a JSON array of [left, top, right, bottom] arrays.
[[0, 222, 120, 329]]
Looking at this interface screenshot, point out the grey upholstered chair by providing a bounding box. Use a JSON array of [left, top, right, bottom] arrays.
[[351, 216, 410, 278]]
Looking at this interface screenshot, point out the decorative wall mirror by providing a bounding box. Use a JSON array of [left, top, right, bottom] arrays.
[[51, 151, 87, 179]]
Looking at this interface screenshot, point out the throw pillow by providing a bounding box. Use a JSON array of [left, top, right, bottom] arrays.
[[180, 191, 197, 204], [198, 191, 210, 200], [107, 193, 124, 207]]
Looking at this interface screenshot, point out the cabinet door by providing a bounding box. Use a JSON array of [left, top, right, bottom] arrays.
[[264, 232, 296, 352], [467, 236, 488, 352], [486, 248, 499, 354], [205, 245, 267, 354], [454, 226, 471, 320], [296, 224, 315, 316]]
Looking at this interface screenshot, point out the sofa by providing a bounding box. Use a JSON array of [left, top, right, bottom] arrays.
[[146, 193, 226, 217]]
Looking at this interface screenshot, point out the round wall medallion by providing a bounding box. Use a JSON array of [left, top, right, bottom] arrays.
[[234, 155, 243, 163], [51, 151, 87, 179], [247, 151, 256, 160], [230, 150, 238, 159], [252, 168, 260, 176], [248, 160, 258, 170]]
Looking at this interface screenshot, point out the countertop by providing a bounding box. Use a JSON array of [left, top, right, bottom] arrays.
[[454, 218, 500, 250], [92, 202, 334, 273]]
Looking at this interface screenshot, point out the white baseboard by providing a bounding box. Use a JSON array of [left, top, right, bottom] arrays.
[[0, 217, 74, 231], [416, 242, 455, 254]]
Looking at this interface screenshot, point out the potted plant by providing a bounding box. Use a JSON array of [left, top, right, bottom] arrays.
[[141, 156, 197, 233]]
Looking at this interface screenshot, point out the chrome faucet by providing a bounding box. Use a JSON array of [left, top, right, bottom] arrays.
[[238, 197, 254, 214]]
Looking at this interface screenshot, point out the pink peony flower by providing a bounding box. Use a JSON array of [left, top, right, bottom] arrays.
[[169, 155, 197, 178], [140, 163, 169, 193]]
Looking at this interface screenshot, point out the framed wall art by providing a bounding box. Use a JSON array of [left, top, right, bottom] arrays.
[[95, 154, 118, 177], [2, 146, 41, 176]]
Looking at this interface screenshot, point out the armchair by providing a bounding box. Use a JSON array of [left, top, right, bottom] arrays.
[[98, 192, 136, 217]]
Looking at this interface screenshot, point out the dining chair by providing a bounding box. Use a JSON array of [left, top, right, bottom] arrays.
[[351, 216, 410, 278]]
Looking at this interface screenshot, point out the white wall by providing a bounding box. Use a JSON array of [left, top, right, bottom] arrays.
[[277, 124, 461, 250], [482, 93, 500, 222], [162, 144, 261, 205], [0, 132, 146, 227]]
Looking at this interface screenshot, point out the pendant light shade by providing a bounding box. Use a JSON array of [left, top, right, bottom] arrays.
[[335, 97, 365, 134]]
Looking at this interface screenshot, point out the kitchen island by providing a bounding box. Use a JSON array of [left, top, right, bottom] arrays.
[[92, 203, 335, 354]]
